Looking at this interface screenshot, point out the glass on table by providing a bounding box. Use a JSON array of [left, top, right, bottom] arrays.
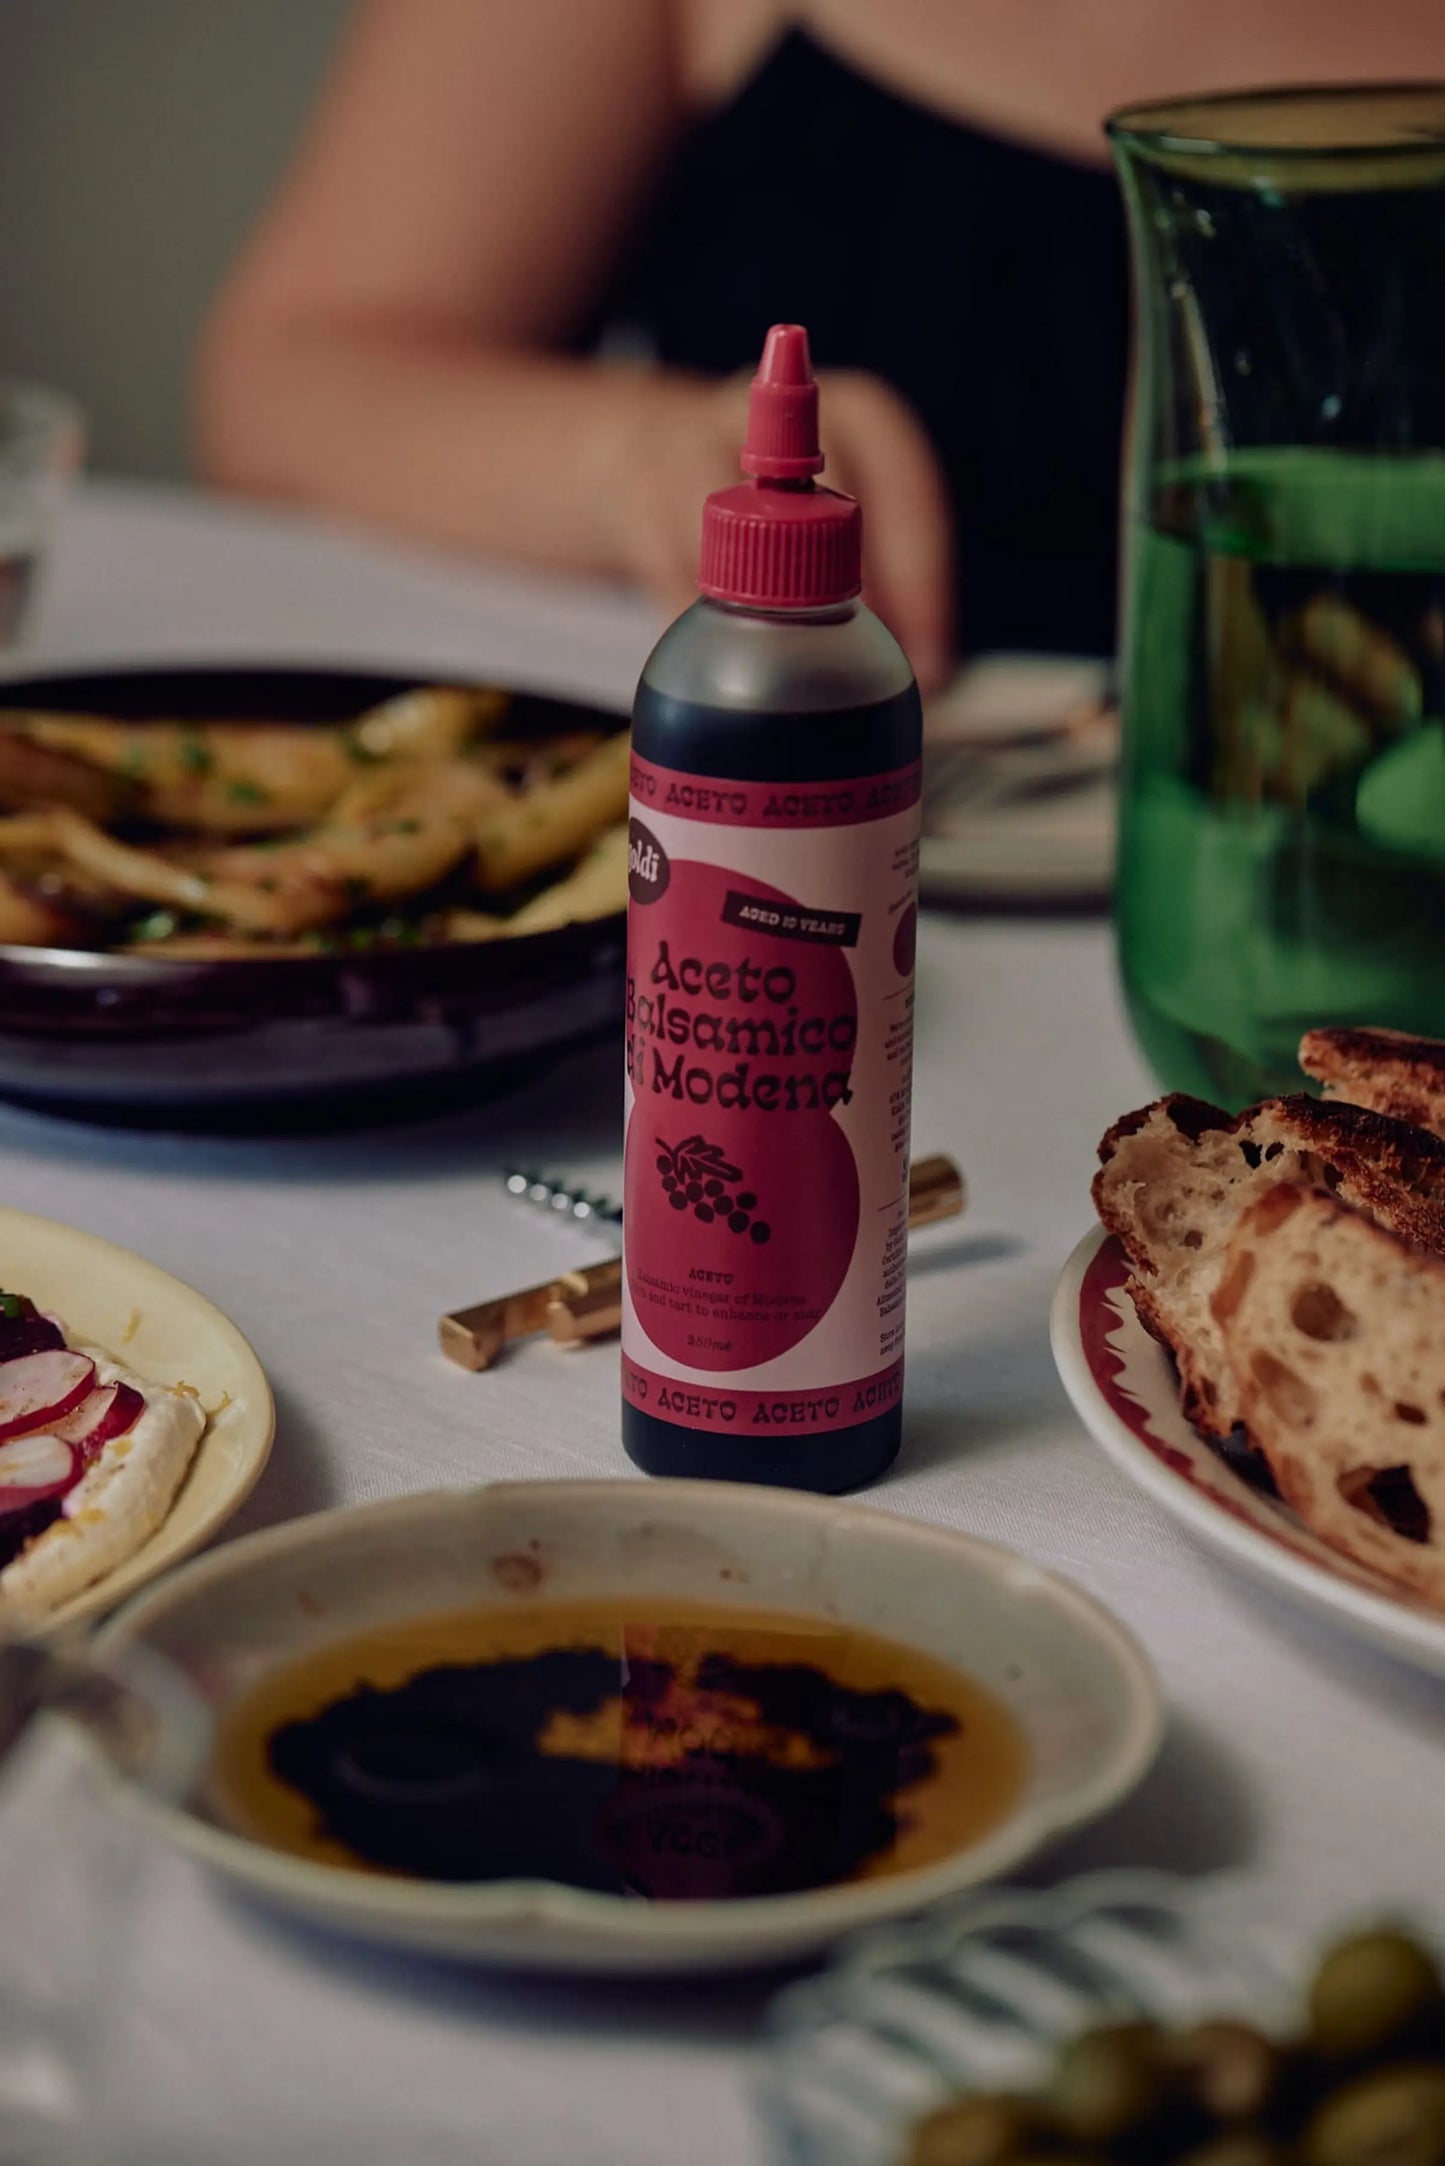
[[0, 1636, 206, 2166], [1109, 87, 1445, 1106], [0, 380, 83, 651]]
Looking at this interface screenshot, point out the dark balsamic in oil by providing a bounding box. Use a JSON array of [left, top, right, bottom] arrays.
[[211, 1599, 1026, 1900]]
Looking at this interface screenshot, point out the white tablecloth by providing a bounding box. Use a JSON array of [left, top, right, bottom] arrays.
[[8, 484, 1442, 2166]]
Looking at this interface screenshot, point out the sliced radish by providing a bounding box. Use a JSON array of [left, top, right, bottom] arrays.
[[0, 1350, 95, 1441], [55, 1380, 145, 1465], [0, 1432, 75, 1488], [0, 1308, 64, 1364], [0, 1430, 78, 1516]]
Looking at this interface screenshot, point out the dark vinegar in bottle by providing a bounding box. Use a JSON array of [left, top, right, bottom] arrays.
[[621, 325, 922, 1492]]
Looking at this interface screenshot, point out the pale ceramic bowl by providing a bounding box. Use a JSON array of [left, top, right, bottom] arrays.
[[96, 1482, 1162, 1974]]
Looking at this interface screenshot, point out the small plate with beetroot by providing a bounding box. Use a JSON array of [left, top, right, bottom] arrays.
[[0, 1205, 272, 1629], [0, 1322, 146, 1538]]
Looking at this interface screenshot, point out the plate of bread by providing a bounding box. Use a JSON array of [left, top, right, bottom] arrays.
[[1051, 1026, 1445, 1677]]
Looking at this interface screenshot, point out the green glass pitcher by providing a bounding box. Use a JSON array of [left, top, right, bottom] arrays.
[[1109, 86, 1445, 1106]]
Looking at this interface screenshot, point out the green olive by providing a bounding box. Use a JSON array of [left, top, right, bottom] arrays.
[[1047, 2021, 1169, 2145], [1301, 2063, 1445, 2166], [1309, 1932, 1444, 2062], [1166, 2021, 1283, 2123], [906, 2093, 1040, 2166]]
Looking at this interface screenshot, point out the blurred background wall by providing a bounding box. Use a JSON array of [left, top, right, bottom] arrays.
[[0, 0, 349, 480]]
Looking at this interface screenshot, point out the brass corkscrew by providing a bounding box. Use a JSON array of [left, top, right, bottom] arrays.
[[440, 1153, 964, 1373]]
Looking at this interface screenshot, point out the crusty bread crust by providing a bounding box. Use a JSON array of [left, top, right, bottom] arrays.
[[1215, 1186, 1445, 1606], [1094, 1096, 1243, 1431], [1096, 1094, 1235, 1167], [1093, 1092, 1445, 1435], [1299, 1026, 1445, 1143], [1256, 1094, 1445, 1253]]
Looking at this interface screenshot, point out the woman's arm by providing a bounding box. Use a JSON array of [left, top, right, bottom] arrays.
[[196, 0, 954, 680], [196, 0, 692, 573]]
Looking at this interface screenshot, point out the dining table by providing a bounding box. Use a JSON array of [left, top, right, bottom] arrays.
[[6, 479, 1442, 2166]]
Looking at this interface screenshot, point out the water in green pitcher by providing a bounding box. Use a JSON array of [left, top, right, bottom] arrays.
[[1119, 447, 1445, 1106]]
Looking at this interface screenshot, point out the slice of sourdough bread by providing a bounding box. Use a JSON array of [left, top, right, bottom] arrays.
[[1093, 1093, 1445, 1435], [1299, 1025, 1445, 1142], [1213, 1185, 1445, 1606]]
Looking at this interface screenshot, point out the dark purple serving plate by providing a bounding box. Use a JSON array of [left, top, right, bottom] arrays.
[[0, 667, 626, 1127]]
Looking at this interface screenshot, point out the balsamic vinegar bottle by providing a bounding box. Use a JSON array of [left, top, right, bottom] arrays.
[[621, 324, 922, 1492]]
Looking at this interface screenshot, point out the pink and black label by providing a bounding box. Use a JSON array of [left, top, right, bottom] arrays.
[[622, 749, 920, 1438]]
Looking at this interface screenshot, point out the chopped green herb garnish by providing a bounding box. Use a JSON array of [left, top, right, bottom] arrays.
[[180, 735, 214, 776], [0, 1291, 25, 1319], [226, 780, 269, 806], [121, 744, 149, 781], [132, 909, 180, 942], [385, 818, 422, 836]]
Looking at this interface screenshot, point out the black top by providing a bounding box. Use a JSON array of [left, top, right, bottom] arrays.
[[604, 30, 1130, 658]]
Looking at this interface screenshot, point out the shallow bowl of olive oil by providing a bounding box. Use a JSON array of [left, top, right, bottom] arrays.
[[95, 1480, 1160, 1974]]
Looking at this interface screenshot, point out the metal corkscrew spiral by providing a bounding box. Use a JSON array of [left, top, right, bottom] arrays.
[[441, 1155, 964, 1372]]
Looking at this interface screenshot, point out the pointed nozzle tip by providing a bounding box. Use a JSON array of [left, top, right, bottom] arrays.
[[755, 323, 814, 388], [741, 322, 825, 480]]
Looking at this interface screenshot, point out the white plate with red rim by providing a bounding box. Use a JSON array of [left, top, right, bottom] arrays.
[[1051, 1228, 1445, 1679], [0, 1204, 274, 1631], [920, 654, 1116, 904]]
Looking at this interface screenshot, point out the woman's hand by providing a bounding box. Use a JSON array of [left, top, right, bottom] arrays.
[[607, 368, 955, 693], [200, 0, 954, 690]]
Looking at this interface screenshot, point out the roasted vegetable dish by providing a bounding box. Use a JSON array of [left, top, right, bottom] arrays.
[[0, 686, 629, 954]]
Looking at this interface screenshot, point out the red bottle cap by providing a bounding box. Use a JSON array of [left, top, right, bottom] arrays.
[[698, 325, 862, 609]]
